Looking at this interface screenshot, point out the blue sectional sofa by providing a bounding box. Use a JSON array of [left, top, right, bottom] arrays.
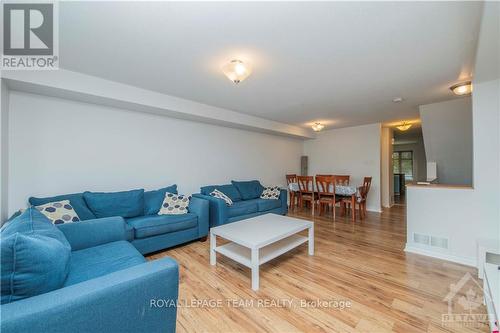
[[193, 180, 287, 227], [28, 185, 209, 254], [1, 208, 178, 333]]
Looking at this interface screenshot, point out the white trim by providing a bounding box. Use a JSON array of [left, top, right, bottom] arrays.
[[367, 207, 382, 213], [404, 244, 476, 267]]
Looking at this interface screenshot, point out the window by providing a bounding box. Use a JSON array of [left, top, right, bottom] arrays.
[[393, 151, 413, 181]]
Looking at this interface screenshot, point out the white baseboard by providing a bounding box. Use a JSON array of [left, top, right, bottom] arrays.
[[404, 244, 476, 267], [367, 207, 382, 213]]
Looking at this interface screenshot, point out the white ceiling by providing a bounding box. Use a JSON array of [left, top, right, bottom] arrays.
[[59, 1, 483, 130]]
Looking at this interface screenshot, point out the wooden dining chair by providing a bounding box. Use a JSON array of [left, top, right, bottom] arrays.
[[342, 177, 372, 219], [357, 177, 372, 219], [297, 176, 315, 214], [286, 174, 298, 211], [316, 174, 333, 177], [315, 175, 341, 220], [334, 175, 350, 185]]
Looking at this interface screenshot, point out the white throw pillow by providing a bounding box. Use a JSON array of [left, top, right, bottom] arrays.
[[260, 186, 281, 200], [158, 193, 190, 215], [35, 200, 80, 224], [210, 189, 233, 206]]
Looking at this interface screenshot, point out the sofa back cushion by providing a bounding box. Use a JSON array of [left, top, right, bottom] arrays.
[[29, 193, 96, 220], [143, 185, 178, 215], [1, 208, 71, 304], [200, 184, 241, 202], [83, 189, 145, 218], [231, 180, 264, 200]]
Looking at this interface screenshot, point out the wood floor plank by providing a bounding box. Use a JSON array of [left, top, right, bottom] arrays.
[[148, 205, 489, 333]]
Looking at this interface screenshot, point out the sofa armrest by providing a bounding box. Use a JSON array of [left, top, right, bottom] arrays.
[[279, 189, 288, 215], [57, 216, 126, 251], [188, 197, 209, 238], [1, 257, 179, 333], [192, 194, 228, 227]]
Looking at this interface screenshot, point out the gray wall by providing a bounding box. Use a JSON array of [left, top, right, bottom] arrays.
[[419, 97, 473, 185]]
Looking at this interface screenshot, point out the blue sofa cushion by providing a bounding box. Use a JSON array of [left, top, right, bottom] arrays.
[[126, 213, 198, 239], [231, 180, 264, 200], [256, 198, 281, 212], [64, 240, 146, 287], [144, 185, 178, 215], [29, 193, 96, 220], [1, 208, 71, 304], [83, 189, 145, 218], [200, 184, 241, 202], [227, 200, 259, 218]]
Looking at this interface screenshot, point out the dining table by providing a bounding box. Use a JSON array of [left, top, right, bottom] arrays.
[[288, 183, 360, 221]]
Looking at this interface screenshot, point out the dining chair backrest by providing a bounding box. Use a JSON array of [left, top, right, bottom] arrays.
[[315, 176, 336, 197], [297, 176, 314, 194], [360, 177, 372, 199], [286, 174, 297, 186], [316, 174, 333, 177], [334, 175, 350, 185]]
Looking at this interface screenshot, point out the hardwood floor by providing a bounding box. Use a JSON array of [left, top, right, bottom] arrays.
[[148, 206, 488, 333]]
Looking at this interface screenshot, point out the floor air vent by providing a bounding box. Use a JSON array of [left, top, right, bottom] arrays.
[[430, 236, 449, 249], [413, 233, 430, 245]]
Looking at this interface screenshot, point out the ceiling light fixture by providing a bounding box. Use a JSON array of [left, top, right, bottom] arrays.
[[450, 81, 472, 96], [312, 123, 325, 132], [396, 121, 412, 131], [392, 97, 404, 103], [222, 59, 252, 84]]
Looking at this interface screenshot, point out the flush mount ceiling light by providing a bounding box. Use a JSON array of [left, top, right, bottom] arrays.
[[450, 81, 472, 96], [222, 59, 252, 84], [396, 121, 412, 131], [312, 122, 325, 132]]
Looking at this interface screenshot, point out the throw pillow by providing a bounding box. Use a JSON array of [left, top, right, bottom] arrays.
[[210, 189, 233, 206], [1, 208, 71, 304], [158, 193, 190, 215], [144, 185, 178, 215], [260, 186, 281, 200], [35, 200, 80, 224]]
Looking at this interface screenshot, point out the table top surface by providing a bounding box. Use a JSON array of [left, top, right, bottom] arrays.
[[210, 213, 312, 249]]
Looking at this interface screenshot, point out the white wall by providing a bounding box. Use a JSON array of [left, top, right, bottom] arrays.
[[7, 91, 303, 215], [303, 123, 382, 212], [406, 2, 500, 266], [419, 97, 473, 185], [381, 127, 394, 208], [0, 81, 9, 221]]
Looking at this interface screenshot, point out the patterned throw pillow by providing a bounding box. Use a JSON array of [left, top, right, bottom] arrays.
[[260, 186, 281, 200], [35, 200, 80, 224], [210, 189, 233, 206], [158, 193, 190, 215]]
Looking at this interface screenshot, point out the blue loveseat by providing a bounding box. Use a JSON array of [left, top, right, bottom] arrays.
[[28, 185, 209, 254], [1, 208, 178, 333], [193, 180, 287, 227]]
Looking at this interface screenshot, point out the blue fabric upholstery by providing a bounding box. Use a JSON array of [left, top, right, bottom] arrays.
[[1, 209, 71, 304], [256, 198, 281, 211], [1, 257, 179, 333], [200, 184, 242, 202], [57, 216, 126, 251], [132, 227, 199, 255], [127, 213, 198, 239], [144, 185, 178, 215], [188, 197, 209, 238], [64, 241, 146, 286], [29, 193, 96, 220], [231, 180, 264, 200], [228, 200, 258, 218], [194, 187, 288, 227], [83, 189, 145, 218]]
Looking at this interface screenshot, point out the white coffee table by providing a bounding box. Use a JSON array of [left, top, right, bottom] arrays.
[[210, 213, 314, 291]]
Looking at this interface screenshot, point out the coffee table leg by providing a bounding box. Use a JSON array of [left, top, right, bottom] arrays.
[[251, 248, 259, 291], [210, 231, 216, 266], [308, 225, 314, 255]]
